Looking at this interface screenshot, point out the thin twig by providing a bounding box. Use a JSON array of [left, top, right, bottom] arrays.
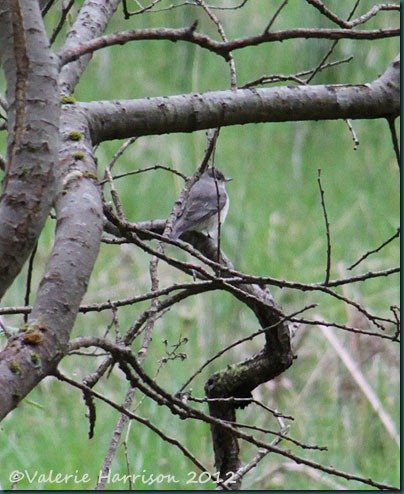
[[306, 0, 360, 85], [102, 164, 186, 185], [264, 0, 288, 33], [317, 169, 331, 285], [190, 396, 294, 420], [291, 317, 399, 342], [24, 242, 38, 324], [96, 386, 137, 489], [104, 167, 125, 218], [104, 136, 138, 174], [345, 119, 359, 150], [49, 0, 75, 44], [197, 0, 237, 89], [123, 0, 162, 17], [41, 0, 57, 16], [233, 421, 326, 451], [177, 304, 314, 394], [62, 338, 399, 490], [306, 0, 400, 29], [348, 227, 400, 270], [387, 117, 400, 167], [55, 370, 209, 474]]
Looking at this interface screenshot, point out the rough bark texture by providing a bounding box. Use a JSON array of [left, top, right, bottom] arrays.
[[0, 0, 59, 297], [0, 105, 103, 419], [0, 1, 399, 462], [0, 0, 118, 420], [188, 234, 293, 486], [84, 56, 400, 143]]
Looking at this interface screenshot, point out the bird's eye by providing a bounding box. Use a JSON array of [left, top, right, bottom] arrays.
[[213, 169, 224, 180]]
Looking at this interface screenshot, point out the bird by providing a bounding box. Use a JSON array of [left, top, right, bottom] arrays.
[[171, 167, 231, 240]]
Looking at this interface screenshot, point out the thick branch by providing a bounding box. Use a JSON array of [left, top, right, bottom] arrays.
[[58, 0, 121, 95], [84, 57, 399, 143], [0, 0, 59, 299], [0, 106, 103, 420]]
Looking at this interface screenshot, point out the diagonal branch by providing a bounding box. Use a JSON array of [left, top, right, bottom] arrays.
[[0, 106, 103, 420]]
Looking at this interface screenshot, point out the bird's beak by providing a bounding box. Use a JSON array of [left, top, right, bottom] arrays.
[[225, 177, 232, 182]]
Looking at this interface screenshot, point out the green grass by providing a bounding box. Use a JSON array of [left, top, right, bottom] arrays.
[[0, 1, 400, 490]]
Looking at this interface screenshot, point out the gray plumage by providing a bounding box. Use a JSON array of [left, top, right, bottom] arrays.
[[171, 168, 231, 240]]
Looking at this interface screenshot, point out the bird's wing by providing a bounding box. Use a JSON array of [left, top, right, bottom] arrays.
[[179, 181, 226, 221], [172, 180, 226, 237]]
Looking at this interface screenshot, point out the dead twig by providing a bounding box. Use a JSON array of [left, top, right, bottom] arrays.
[[317, 169, 332, 285]]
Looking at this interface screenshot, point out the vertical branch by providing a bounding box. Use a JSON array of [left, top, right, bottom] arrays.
[[317, 169, 332, 285], [98, 137, 165, 487], [387, 117, 400, 168], [0, 0, 59, 298], [197, 0, 237, 89], [206, 128, 223, 264], [23, 242, 38, 323], [96, 386, 137, 490]]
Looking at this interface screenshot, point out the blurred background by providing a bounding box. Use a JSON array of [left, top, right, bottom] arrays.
[[0, 1, 399, 490]]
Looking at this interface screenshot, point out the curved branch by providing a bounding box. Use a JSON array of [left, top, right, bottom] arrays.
[[306, 1, 400, 29], [59, 25, 400, 66], [83, 56, 400, 143], [66, 337, 398, 491]]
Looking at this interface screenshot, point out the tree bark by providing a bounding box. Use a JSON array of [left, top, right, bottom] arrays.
[[84, 56, 400, 143], [0, 0, 398, 427], [0, 0, 59, 298]]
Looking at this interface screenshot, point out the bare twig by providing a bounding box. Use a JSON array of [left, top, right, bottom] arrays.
[[55, 369, 209, 474], [104, 136, 139, 174], [387, 117, 400, 167], [189, 396, 294, 421], [241, 56, 353, 88], [123, 0, 163, 17], [317, 169, 332, 285], [40, 0, 57, 16], [49, 0, 75, 44], [275, 462, 349, 490], [178, 304, 314, 394], [264, 0, 289, 33], [104, 167, 125, 218], [348, 228, 400, 270], [306, 0, 400, 29], [345, 119, 360, 150], [197, 0, 237, 89], [101, 164, 186, 185], [62, 337, 399, 490], [291, 317, 399, 342], [0, 320, 13, 339], [59, 26, 400, 66], [306, 0, 361, 85], [23, 242, 38, 324]]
